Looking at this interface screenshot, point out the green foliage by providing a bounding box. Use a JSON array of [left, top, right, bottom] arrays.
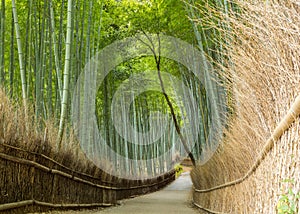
[[174, 164, 183, 178], [1, 0, 224, 169], [277, 179, 300, 214], [100, 0, 194, 43]]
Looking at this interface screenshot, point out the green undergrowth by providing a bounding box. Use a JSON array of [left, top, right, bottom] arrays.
[[174, 164, 183, 178], [277, 179, 300, 214]]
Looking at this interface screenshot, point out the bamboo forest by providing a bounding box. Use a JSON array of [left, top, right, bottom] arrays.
[[0, 0, 299, 213]]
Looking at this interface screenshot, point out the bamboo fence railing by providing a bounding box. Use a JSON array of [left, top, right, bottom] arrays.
[[192, 95, 300, 213], [0, 142, 175, 213]]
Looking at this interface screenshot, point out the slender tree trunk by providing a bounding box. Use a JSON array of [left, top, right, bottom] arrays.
[[138, 32, 197, 166], [53, 0, 65, 119], [47, 0, 53, 116], [35, 0, 47, 121], [49, 0, 62, 100], [24, 0, 32, 98], [11, 0, 27, 101], [156, 61, 196, 166], [0, 0, 5, 87], [58, 0, 72, 146], [33, 0, 40, 114], [9, 12, 14, 98], [156, 34, 196, 166]]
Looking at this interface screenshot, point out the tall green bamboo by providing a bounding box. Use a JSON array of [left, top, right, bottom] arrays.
[[58, 0, 73, 146], [35, 0, 48, 120], [48, 8, 53, 117], [24, 0, 32, 98], [9, 12, 14, 98], [0, 0, 5, 87], [185, 0, 226, 161], [49, 0, 63, 100], [11, 0, 27, 101], [81, 0, 93, 156], [54, 0, 65, 117]]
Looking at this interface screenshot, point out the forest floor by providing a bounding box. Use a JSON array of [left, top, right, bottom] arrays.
[[46, 167, 198, 214]]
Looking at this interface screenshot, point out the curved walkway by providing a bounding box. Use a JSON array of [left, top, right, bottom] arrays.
[[100, 171, 197, 214], [50, 171, 197, 214]]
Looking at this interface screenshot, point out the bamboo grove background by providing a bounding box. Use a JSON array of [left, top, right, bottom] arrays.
[[1, 0, 300, 213], [0, 0, 226, 181], [0, 0, 224, 211]]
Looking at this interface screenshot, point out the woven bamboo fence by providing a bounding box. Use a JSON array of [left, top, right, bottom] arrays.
[[192, 96, 300, 213], [0, 142, 175, 213], [191, 1, 300, 213]]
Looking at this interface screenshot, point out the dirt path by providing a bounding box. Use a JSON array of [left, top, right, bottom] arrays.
[[49, 172, 197, 214]]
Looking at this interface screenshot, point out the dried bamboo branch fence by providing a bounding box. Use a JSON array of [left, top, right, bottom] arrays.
[[190, 1, 300, 213], [192, 95, 300, 214], [0, 142, 175, 213]]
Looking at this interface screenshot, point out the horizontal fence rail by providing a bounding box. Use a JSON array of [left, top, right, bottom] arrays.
[[0, 142, 175, 213], [0, 200, 113, 212], [192, 95, 300, 213]]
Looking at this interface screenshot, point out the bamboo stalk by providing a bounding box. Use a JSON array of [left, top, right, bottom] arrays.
[[156, 41, 196, 166], [35, 0, 48, 120], [0, 199, 113, 212], [47, 0, 53, 116], [58, 0, 73, 146], [49, 0, 63, 100], [137, 32, 196, 166], [0, 200, 34, 211], [0, 0, 5, 87], [24, 0, 32, 98], [9, 12, 14, 98], [11, 0, 27, 101]]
